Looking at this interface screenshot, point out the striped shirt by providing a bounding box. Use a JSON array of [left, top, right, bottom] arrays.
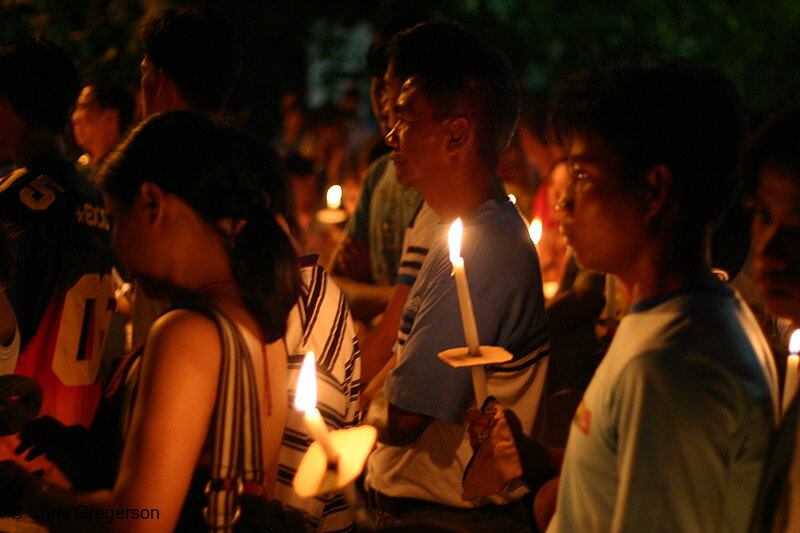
[[395, 202, 438, 352], [274, 261, 361, 532]]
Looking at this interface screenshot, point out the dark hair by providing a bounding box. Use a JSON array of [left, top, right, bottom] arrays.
[[366, 15, 427, 78], [0, 223, 16, 289], [550, 57, 746, 227], [226, 129, 300, 240], [88, 80, 136, 133], [520, 91, 551, 142], [0, 38, 79, 133], [139, 8, 241, 114], [388, 20, 519, 164], [744, 103, 800, 194], [98, 111, 301, 341]]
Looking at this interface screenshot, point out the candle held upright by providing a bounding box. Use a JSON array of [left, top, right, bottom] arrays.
[[295, 351, 340, 465], [448, 218, 481, 355], [783, 329, 800, 415]]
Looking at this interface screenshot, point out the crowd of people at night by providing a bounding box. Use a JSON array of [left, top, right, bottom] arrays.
[[0, 7, 797, 533]]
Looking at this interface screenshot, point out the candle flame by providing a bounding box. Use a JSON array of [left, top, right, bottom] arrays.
[[791, 329, 800, 355], [508, 193, 517, 205], [529, 218, 543, 245], [448, 218, 463, 263], [326, 185, 343, 209], [294, 351, 317, 412]]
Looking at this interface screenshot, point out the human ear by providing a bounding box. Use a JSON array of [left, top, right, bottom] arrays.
[[445, 116, 471, 153], [643, 164, 672, 224], [101, 108, 120, 128], [138, 182, 165, 224]]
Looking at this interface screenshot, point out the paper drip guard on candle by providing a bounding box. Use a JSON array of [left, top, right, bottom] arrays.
[[293, 426, 377, 498], [292, 352, 376, 498], [438, 345, 513, 368], [315, 185, 348, 225]]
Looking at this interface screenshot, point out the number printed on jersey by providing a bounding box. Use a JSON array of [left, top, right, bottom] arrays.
[[19, 174, 65, 211], [52, 273, 115, 386]]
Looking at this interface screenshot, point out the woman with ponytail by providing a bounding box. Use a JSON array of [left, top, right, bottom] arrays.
[[0, 111, 360, 532]]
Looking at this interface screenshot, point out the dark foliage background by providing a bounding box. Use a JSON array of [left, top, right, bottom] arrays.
[[2, 0, 798, 137]]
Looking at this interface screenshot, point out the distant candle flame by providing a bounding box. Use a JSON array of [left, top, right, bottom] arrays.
[[294, 351, 317, 412], [529, 218, 543, 245], [508, 193, 517, 205], [448, 218, 463, 263], [77, 153, 91, 166], [326, 185, 343, 209], [791, 330, 800, 355]]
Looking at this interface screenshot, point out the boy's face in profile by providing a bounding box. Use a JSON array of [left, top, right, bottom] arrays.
[[750, 165, 800, 324], [558, 134, 649, 277]]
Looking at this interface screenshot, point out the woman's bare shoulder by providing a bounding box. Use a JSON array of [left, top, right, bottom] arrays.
[[143, 308, 223, 369]]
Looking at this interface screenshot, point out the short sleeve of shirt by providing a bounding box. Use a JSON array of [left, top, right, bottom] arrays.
[[385, 254, 474, 423], [396, 202, 438, 287]]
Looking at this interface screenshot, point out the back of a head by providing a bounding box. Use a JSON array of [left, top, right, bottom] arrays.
[[745, 103, 800, 192], [226, 128, 299, 238], [139, 8, 241, 114], [366, 14, 428, 79], [0, 38, 79, 133], [388, 20, 519, 165], [91, 80, 136, 133], [99, 111, 300, 341], [550, 58, 745, 228]]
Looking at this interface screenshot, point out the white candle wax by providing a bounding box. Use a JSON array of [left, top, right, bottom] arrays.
[[471, 366, 488, 407], [452, 256, 480, 354], [783, 355, 799, 415], [303, 408, 340, 464], [295, 351, 339, 464]]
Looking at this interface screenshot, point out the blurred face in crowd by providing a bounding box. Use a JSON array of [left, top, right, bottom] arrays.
[[139, 55, 162, 117], [381, 62, 403, 138], [750, 165, 800, 324], [369, 75, 388, 134], [547, 161, 570, 223], [71, 85, 117, 152], [558, 134, 648, 277], [385, 77, 448, 190]]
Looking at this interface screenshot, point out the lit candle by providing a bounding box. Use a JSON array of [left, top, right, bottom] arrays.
[[295, 352, 340, 464], [529, 218, 543, 246], [448, 219, 487, 406], [326, 185, 343, 209], [783, 330, 800, 415], [508, 193, 517, 205], [448, 218, 480, 354]]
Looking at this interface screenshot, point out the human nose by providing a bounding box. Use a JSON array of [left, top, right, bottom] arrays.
[[385, 122, 399, 149], [555, 184, 573, 213]]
